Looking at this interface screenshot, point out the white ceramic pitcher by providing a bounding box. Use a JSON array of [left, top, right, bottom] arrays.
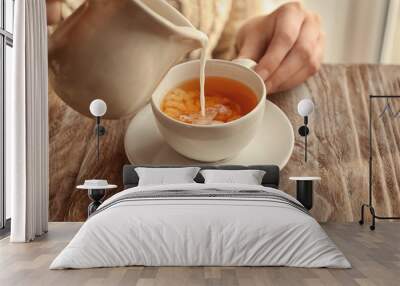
[[49, 0, 206, 119]]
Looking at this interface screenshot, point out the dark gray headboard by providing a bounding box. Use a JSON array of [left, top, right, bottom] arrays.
[[123, 165, 280, 189]]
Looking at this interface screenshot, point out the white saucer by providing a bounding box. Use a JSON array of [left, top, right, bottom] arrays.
[[124, 101, 294, 169]]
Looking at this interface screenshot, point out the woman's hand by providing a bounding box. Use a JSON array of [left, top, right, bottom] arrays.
[[236, 2, 325, 93]]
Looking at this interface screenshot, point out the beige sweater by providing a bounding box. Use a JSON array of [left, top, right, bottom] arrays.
[[54, 0, 262, 59]]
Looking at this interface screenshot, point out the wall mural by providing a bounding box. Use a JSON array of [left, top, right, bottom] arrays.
[[48, 0, 400, 222]]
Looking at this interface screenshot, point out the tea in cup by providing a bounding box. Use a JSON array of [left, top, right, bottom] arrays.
[[161, 76, 258, 125], [151, 59, 266, 162]]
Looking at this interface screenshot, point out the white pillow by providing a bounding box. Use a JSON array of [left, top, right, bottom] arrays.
[[135, 167, 200, 186], [200, 169, 266, 185]]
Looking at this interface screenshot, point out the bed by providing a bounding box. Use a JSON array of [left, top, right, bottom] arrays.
[[50, 165, 350, 269]]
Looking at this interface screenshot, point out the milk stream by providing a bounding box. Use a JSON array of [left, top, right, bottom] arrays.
[[174, 27, 209, 118], [199, 38, 207, 117]]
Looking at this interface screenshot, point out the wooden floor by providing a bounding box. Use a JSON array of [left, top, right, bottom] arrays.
[[0, 222, 399, 286]]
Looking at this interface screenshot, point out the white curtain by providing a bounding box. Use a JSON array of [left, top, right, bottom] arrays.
[[8, 0, 49, 242]]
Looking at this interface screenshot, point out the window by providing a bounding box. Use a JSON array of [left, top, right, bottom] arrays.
[[0, 0, 14, 232]]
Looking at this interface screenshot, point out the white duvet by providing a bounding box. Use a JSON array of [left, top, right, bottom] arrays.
[[50, 183, 351, 269]]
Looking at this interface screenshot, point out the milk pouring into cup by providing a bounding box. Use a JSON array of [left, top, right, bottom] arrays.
[[49, 0, 209, 119], [49, 0, 266, 161]]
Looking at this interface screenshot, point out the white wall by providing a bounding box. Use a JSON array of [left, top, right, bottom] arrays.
[[263, 0, 391, 63]]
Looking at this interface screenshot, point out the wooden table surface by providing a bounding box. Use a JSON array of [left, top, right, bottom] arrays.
[[2, 222, 400, 286], [49, 64, 400, 222]]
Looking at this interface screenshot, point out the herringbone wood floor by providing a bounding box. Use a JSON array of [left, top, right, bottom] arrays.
[[0, 222, 399, 286]]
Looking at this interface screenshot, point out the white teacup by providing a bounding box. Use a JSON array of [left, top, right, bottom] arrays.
[[151, 58, 266, 162]]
